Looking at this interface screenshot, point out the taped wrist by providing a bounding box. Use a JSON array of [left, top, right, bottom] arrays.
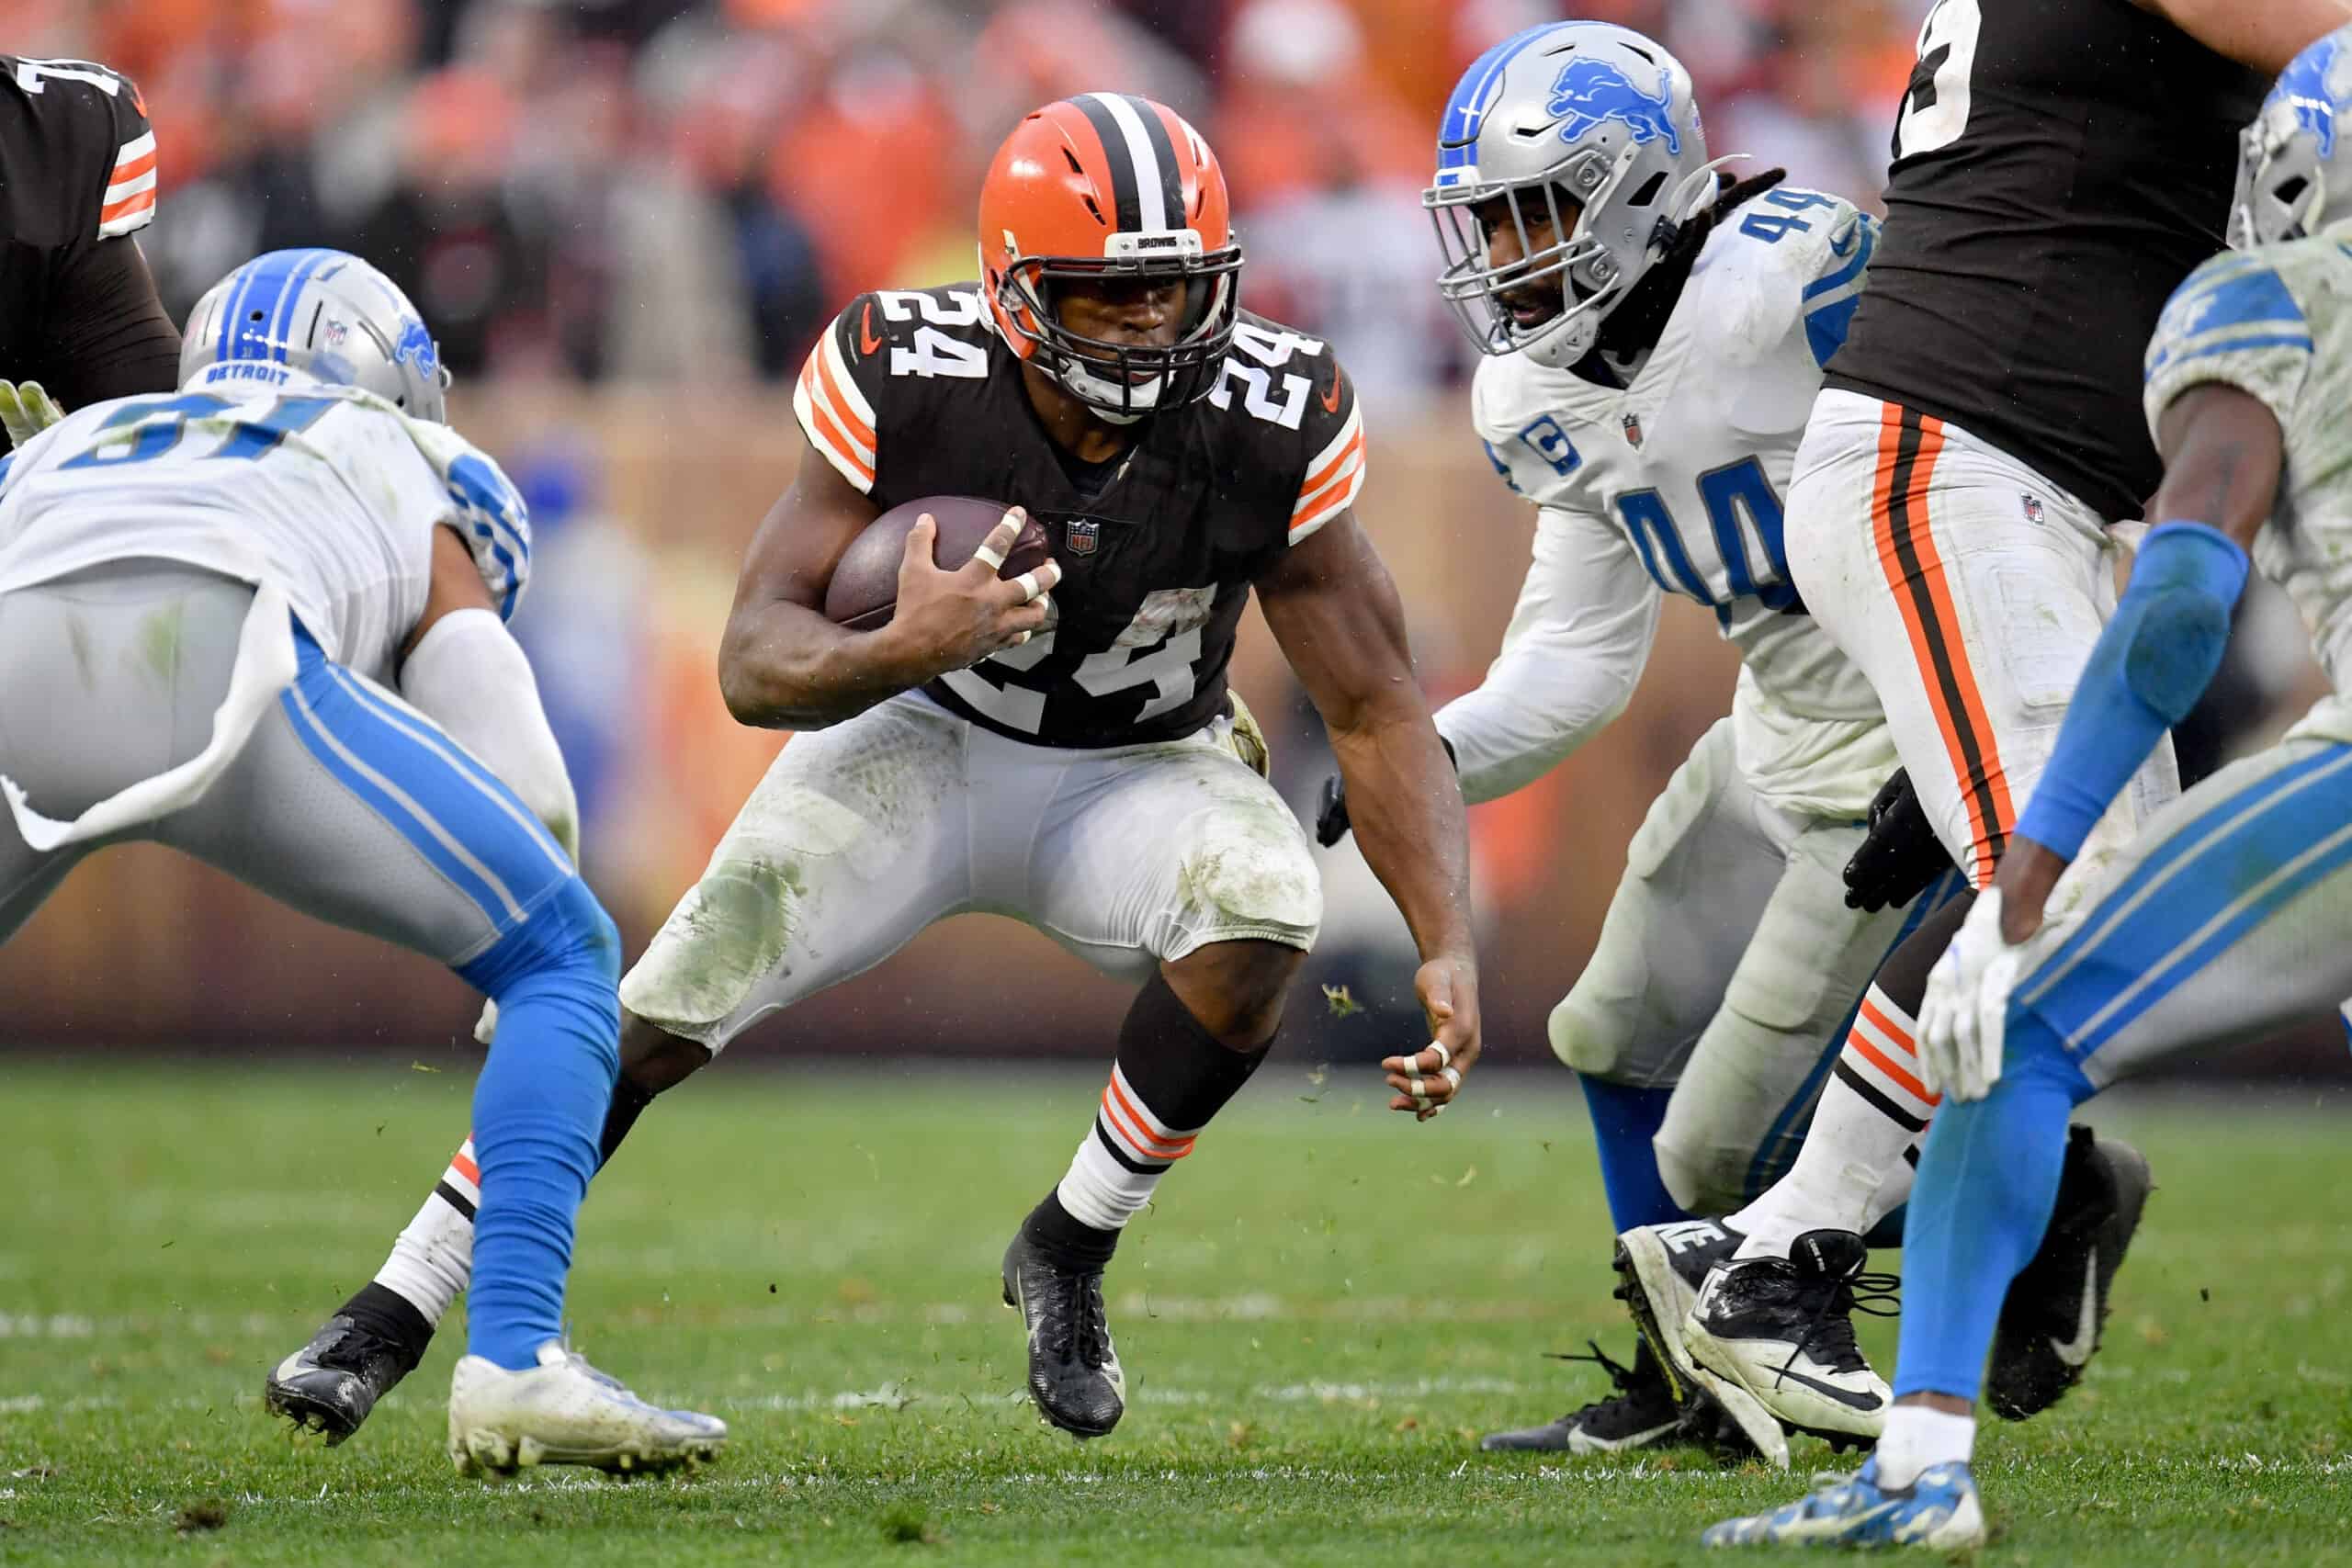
[[2014, 522, 2248, 861]]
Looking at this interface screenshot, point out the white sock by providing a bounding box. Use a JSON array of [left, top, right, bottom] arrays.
[[1729, 987, 1939, 1259], [371, 1137, 479, 1325], [1872, 1404, 1975, 1489], [1055, 1065, 1201, 1231]]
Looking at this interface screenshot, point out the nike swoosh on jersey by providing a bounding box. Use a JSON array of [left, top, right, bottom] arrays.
[[859, 303, 882, 356], [1830, 221, 1860, 257], [1319, 367, 1343, 414], [2050, 1248, 2101, 1367]]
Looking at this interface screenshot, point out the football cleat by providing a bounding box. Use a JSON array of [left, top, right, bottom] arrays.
[[1480, 1338, 1682, 1453], [446, 1342, 726, 1478], [1986, 1127, 2153, 1420], [1615, 1217, 1790, 1466], [1001, 1230, 1125, 1439], [1683, 1229, 1895, 1447], [264, 1288, 430, 1444], [1701, 1458, 1986, 1549]]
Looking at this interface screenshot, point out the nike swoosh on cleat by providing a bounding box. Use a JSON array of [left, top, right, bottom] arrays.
[[1766, 1363, 1886, 1412], [2050, 1247, 2101, 1367]]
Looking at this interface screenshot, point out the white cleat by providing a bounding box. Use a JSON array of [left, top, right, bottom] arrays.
[[1682, 1230, 1894, 1449], [447, 1341, 727, 1478], [1615, 1220, 1791, 1468]]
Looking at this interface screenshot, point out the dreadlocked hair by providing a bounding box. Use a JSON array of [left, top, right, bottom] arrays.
[[1592, 165, 1790, 359]]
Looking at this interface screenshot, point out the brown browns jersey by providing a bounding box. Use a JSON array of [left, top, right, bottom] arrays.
[[792, 283, 1366, 748], [1825, 0, 2265, 522], [0, 57, 159, 385]]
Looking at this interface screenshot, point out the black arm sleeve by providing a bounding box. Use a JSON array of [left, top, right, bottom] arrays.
[[34, 231, 180, 416]]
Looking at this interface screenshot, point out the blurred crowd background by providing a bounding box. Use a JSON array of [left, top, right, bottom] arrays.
[[2, 0, 2334, 1073], [23, 0, 1926, 395]]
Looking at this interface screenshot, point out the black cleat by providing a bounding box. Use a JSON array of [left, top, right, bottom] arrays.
[[1480, 1338, 1683, 1453], [1987, 1127, 2153, 1421], [1001, 1231, 1125, 1439], [1614, 1218, 1789, 1465], [1683, 1229, 1897, 1450], [265, 1283, 432, 1445]]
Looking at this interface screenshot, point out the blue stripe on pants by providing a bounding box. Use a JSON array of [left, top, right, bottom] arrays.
[[277, 619, 618, 1367], [2017, 742, 2352, 1065], [1896, 741, 2352, 1401]]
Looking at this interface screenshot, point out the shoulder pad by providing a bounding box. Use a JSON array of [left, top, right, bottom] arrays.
[[1207, 315, 1363, 547], [2143, 248, 2316, 438], [795, 285, 998, 496], [1702, 187, 1875, 368], [4, 58, 156, 242], [399, 414, 534, 620]]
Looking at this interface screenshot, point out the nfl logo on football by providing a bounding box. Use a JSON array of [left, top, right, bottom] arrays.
[[1066, 519, 1101, 557]]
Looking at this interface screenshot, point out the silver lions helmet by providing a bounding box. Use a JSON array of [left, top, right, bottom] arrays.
[[180, 249, 452, 422], [1426, 22, 1719, 367], [2232, 22, 2352, 248]]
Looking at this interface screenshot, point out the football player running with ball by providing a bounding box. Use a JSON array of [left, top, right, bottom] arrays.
[[0, 251, 725, 1475], [1709, 28, 2352, 1546], [1317, 21, 1962, 1461], [269, 96, 1478, 1446]]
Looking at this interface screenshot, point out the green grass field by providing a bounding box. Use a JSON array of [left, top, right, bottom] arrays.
[[4, 1059, 2349, 1566]]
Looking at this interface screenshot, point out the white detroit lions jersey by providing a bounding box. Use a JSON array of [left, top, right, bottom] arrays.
[[0, 367, 528, 684], [2143, 240, 2352, 737], [1474, 187, 1881, 724]]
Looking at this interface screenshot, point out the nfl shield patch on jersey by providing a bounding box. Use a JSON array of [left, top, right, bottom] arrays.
[[1622, 412, 1644, 449], [1066, 519, 1100, 558]]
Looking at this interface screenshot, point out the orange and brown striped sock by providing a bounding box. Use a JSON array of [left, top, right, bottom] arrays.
[[1036, 974, 1271, 1256]]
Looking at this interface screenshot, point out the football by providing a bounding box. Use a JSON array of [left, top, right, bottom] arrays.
[[822, 495, 1053, 631]]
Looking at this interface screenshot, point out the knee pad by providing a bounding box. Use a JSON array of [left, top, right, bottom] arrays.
[[1547, 990, 1634, 1077], [1172, 801, 1322, 949], [618, 852, 805, 1032], [1651, 1119, 1746, 1217]]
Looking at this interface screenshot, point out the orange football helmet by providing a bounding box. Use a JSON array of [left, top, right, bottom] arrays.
[[978, 94, 1242, 421]]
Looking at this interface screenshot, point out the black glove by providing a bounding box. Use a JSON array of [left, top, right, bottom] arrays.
[[1316, 737, 1454, 848], [1842, 767, 1958, 911]]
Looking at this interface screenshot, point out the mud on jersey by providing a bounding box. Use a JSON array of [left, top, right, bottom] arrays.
[[792, 284, 1365, 748], [0, 56, 157, 369]]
